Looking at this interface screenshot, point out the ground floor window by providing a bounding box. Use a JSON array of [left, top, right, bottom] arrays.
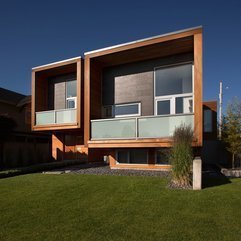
[[156, 149, 170, 165], [116, 149, 148, 164]]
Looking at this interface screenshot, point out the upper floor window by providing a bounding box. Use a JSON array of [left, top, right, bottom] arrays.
[[66, 80, 77, 109], [155, 63, 193, 115], [114, 103, 141, 117], [102, 102, 141, 118], [155, 64, 192, 96]]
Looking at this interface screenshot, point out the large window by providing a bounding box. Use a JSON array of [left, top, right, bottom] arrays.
[[155, 64, 193, 115], [116, 149, 148, 164], [66, 80, 77, 109]]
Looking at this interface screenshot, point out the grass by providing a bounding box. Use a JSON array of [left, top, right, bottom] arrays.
[[0, 174, 241, 241], [0, 159, 83, 178]]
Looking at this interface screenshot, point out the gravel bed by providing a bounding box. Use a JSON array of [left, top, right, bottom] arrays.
[[44, 163, 170, 177]]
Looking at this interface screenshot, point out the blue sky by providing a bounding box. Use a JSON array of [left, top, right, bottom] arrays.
[[0, 0, 241, 110]]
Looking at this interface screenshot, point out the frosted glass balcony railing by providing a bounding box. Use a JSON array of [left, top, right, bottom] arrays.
[[138, 114, 194, 138], [36, 108, 76, 125], [91, 114, 194, 140], [91, 118, 136, 139], [56, 109, 76, 124]]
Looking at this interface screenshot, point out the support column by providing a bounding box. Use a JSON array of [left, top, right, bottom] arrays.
[[193, 157, 202, 190], [52, 133, 65, 161]]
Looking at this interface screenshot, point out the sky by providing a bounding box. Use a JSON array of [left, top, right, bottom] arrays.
[[0, 0, 241, 110]]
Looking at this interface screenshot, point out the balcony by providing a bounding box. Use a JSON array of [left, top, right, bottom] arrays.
[[36, 108, 77, 126], [91, 113, 194, 140]]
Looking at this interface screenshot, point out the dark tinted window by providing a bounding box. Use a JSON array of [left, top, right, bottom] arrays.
[[66, 80, 77, 98], [156, 149, 170, 164], [204, 109, 212, 132], [117, 149, 148, 164], [155, 64, 192, 96], [115, 104, 139, 116], [157, 100, 170, 115]]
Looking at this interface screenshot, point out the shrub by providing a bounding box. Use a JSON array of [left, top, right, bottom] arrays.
[[170, 124, 193, 187]]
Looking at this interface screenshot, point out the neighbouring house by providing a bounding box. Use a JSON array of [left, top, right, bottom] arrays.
[[0, 87, 51, 169], [31, 26, 217, 170]]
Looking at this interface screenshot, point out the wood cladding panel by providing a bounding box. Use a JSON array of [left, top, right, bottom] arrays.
[[84, 57, 90, 146], [92, 37, 193, 67], [111, 164, 171, 170], [35, 74, 48, 112], [90, 61, 102, 119], [194, 33, 203, 146], [52, 133, 64, 161], [86, 28, 201, 59]]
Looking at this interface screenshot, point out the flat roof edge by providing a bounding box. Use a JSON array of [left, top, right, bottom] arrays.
[[32, 56, 82, 70], [84, 26, 202, 56]]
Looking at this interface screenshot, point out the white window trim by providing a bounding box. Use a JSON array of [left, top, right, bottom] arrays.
[[154, 63, 194, 116], [66, 79, 77, 109], [155, 94, 193, 115], [102, 102, 141, 118], [155, 97, 174, 115], [66, 96, 77, 109]]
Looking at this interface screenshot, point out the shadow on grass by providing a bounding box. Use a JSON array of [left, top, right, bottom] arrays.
[[202, 175, 232, 189], [0, 159, 86, 179], [201, 164, 232, 189]]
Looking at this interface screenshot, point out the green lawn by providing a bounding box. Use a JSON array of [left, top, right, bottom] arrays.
[[0, 174, 241, 241]]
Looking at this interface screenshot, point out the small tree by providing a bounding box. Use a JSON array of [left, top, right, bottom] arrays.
[[222, 98, 241, 169], [171, 124, 193, 187]]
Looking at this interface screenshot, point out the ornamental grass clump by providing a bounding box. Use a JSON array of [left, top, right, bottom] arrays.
[[170, 124, 193, 188]]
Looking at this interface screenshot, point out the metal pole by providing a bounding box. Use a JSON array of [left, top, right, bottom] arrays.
[[219, 81, 223, 139]]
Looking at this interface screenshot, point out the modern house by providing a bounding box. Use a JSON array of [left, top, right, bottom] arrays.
[[31, 26, 217, 169]]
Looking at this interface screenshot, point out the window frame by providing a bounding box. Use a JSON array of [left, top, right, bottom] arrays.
[[102, 102, 141, 118], [116, 149, 148, 165], [154, 62, 194, 116], [65, 79, 77, 109], [66, 96, 77, 109], [114, 102, 141, 118]]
